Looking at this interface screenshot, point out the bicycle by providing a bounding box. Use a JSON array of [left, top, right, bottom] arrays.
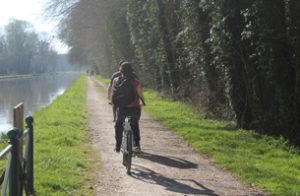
[[121, 116, 134, 175], [109, 99, 145, 175]]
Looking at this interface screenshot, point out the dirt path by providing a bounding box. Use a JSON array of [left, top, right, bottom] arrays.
[[86, 76, 265, 196]]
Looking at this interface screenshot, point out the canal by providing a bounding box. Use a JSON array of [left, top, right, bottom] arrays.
[[0, 73, 81, 132]]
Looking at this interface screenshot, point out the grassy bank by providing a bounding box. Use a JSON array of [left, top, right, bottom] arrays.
[[143, 90, 300, 196], [32, 73, 97, 195], [94, 75, 110, 84], [0, 72, 82, 80], [96, 75, 300, 196], [0, 74, 36, 80]]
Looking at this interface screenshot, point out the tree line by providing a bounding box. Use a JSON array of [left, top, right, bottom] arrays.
[[48, 0, 300, 145], [0, 19, 73, 75]]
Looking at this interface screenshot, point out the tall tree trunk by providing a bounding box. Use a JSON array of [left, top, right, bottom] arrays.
[[220, 0, 253, 129], [156, 0, 178, 93], [295, 1, 300, 139], [259, 1, 295, 138], [289, 0, 300, 143], [197, 2, 227, 114]]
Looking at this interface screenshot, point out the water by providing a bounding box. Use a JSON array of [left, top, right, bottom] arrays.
[[0, 73, 81, 132]]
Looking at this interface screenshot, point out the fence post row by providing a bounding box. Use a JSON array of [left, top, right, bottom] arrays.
[[25, 116, 34, 194], [7, 128, 20, 196], [4, 116, 34, 196], [0, 102, 34, 196]]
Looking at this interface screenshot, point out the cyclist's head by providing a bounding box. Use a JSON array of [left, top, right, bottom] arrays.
[[120, 62, 133, 76], [117, 60, 125, 70], [118, 60, 125, 67]]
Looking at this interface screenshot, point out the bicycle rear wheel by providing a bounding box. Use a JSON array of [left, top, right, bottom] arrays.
[[122, 151, 127, 166], [125, 132, 132, 174]]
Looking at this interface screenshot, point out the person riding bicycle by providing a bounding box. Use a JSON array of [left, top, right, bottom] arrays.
[[112, 62, 144, 153], [108, 60, 138, 122]]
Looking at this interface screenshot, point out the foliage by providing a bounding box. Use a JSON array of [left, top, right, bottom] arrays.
[[0, 19, 70, 75], [210, 0, 300, 143], [126, 0, 165, 90], [143, 88, 300, 196], [49, 0, 300, 145]]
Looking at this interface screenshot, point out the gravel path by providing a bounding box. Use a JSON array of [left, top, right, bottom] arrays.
[[86, 76, 265, 196]]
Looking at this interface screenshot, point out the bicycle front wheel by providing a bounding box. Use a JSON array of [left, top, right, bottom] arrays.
[[126, 132, 132, 175]]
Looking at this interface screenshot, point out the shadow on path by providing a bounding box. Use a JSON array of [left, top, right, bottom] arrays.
[[130, 165, 219, 196], [137, 152, 198, 169]]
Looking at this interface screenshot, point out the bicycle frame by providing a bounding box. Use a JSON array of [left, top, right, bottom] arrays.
[[122, 117, 132, 153], [122, 116, 133, 174]]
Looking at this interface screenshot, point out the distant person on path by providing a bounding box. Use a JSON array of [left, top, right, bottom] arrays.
[[107, 60, 138, 121], [111, 62, 144, 153], [108, 60, 125, 122]]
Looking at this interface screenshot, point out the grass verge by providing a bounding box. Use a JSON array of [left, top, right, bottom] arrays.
[[32, 73, 98, 195], [96, 74, 300, 196], [143, 89, 300, 196], [94, 75, 110, 85], [0, 72, 82, 80]]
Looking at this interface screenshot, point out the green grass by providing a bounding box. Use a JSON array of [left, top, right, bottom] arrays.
[[0, 74, 35, 80], [31, 73, 98, 195], [0, 73, 97, 195], [94, 75, 110, 85], [142, 89, 300, 196]]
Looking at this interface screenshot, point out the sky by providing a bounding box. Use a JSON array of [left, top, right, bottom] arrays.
[[0, 0, 69, 54]]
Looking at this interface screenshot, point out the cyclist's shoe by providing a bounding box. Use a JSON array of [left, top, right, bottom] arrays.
[[134, 146, 141, 153]]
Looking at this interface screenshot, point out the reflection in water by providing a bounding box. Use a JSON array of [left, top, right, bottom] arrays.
[[0, 73, 81, 132]]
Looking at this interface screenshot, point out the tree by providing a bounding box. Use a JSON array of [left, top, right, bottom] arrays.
[[155, 0, 180, 93], [0, 35, 8, 74], [126, 0, 163, 89], [1, 19, 63, 75], [46, 0, 300, 144], [178, 0, 228, 116], [5, 20, 33, 74]]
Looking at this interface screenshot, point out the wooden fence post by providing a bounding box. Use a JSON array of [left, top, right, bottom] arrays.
[[13, 103, 24, 161], [13, 103, 24, 195]]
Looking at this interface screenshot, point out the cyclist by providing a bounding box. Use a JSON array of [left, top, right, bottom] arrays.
[[112, 62, 144, 153], [108, 60, 138, 121]]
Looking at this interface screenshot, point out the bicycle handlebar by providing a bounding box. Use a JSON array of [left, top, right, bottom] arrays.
[[108, 102, 146, 107], [140, 97, 146, 106]]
